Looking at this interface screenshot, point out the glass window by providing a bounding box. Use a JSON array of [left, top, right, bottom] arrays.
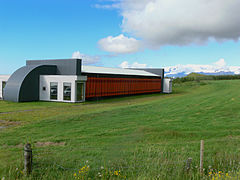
[[63, 83, 71, 101], [50, 82, 58, 100], [76, 83, 84, 101]]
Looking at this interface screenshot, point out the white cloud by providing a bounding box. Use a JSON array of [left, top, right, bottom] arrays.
[[98, 34, 142, 54], [108, 0, 240, 48], [94, 0, 122, 9], [119, 61, 129, 68], [94, 3, 121, 9], [164, 59, 240, 76], [214, 58, 226, 67], [119, 61, 147, 68], [97, 0, 121, 2], [72, 51, 100, 65]]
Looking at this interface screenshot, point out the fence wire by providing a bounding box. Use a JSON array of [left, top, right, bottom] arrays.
[[12, 139, 240, 180]]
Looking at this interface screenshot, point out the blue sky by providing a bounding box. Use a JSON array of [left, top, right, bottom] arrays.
[[0, 0, 240, 74]]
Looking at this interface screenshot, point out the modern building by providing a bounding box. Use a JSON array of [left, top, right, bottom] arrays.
[[0, 75, 10, 99], [0, 59, 170, 103]]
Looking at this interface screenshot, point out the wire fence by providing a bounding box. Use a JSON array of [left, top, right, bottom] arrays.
[[2, 139, 238, 179], [19, 139, 240, 178]]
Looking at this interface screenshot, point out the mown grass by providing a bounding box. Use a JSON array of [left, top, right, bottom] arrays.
[[0, 80, 240, 179]]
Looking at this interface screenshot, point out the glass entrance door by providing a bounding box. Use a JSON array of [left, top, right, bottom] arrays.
[[76, 82, 84, 101], [2, 81, 6, 98]]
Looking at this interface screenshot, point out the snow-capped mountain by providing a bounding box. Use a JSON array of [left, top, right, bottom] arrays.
[[164, 59, 240, 78]]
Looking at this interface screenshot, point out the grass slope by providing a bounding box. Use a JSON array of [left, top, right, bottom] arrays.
[[186, 73, 207, 77], [0, 80, 240, 179]]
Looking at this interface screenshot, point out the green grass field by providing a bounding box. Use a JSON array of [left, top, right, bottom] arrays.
[[0, 80, 240, 179]]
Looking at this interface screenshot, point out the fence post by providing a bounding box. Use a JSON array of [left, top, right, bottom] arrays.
[[186, 157, 192, 173], [24, 143, 32, 175], [200, 140, 204, 174]]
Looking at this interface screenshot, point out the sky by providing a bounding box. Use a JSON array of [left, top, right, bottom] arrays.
[[0, 0, 240, 75]]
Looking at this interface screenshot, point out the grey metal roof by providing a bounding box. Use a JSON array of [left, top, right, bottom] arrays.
[[82, 66, 159, 77], [4, 65, 57, 102], [26, 59, 81, 75]]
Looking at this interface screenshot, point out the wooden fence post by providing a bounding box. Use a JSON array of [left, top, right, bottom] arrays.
[[24, 143, 32, 175], [186, 157, 192, 173], [200, 140, 204, 174]]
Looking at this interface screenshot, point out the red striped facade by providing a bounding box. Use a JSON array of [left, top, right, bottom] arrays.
[[85, 77, 162, 98]]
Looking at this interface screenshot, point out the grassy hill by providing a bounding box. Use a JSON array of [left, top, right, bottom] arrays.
[[186, 72, 207, 77], [174, 73, 240, 84], [0, 80, 240, 179]]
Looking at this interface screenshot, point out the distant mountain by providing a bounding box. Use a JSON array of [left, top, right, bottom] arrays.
[[164, 59, 240, 78], [165, 72, 188, 78]]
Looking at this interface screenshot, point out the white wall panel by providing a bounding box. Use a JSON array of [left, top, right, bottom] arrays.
[[39, 75, 87, 102], [163, 78, 173, 93], [0, 75, 10, 99]]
